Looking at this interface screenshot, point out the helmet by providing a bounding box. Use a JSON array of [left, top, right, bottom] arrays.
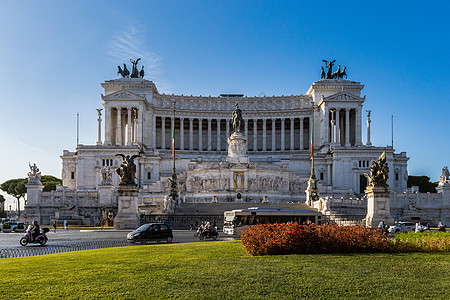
[[32, 220, 38, 225]]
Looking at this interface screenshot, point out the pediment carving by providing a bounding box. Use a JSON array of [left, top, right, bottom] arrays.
[[102, 90, 146, 101], [324, 92, 364, 102]]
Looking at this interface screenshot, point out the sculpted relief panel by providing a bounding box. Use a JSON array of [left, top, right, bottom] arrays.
[[186, 176, 229, 192]]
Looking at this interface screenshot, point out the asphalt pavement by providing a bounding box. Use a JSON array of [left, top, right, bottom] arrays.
[[0, 229, 238, 250]]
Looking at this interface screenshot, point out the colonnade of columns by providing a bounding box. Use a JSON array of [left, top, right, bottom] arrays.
[[326, 107, 362, 147], [104, 107, 141, 146], [154, 116, 311, 152]]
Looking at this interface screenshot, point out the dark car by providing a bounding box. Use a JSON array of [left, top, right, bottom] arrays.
[[127, 223, 173, 244]]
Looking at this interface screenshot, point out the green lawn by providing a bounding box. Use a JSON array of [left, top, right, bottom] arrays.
[[1, 241, 449, 299]]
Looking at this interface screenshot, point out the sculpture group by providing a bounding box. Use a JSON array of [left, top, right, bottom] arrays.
[[365, 152, 389, 188], [321, 60, 347, 79], [115, 154, 140, 185], [118, 58, 144, 78]]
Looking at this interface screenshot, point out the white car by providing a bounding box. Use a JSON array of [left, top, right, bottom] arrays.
[[388, 222, 416, 234]]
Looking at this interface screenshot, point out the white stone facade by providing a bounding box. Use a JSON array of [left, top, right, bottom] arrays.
[[29, 75, 438, 225]]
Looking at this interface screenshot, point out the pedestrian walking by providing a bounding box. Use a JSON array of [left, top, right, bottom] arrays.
[[101, 219, 105, 230], [52, 220, 57, 233], [64, 220, 68, 231]]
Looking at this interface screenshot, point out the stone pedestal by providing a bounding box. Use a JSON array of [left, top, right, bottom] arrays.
[[99, 184, 116, 206], [365, 186, 394, 228], [24, 182, 44, 223], [114, 186, 140, 230], [226, 132, 249, 164]]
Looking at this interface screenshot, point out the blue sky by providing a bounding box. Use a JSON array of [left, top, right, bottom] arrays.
[[1, 1, 449, 209]]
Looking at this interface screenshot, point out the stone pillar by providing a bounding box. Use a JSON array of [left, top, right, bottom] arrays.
[[336, 109, 341, 146], [207, 119, 212, 151], [180, 118, 185, 150], [300, 117, 304, 150], [217, 119, 221, 151], [365, 186, 394, 228], [356, 107, 362, 146], [262, 119, 267, 151], [104, 106, 112, 145], [345, 109, 350, 147], [152, 116, 156, 149], [198, 119, 203, 151], [253, 119, 257, 151], [226, 119, 230, 150], [324, 106, 329, 145], [272, 118, 276, 151], [127, 108, 132, 145], [24, 182, 44, 223], [189, 118, 194, 150], [281, 118, 285, 151], [330, 110, 335, 145], [327, 163, 332, 186], [114, 186, 140, 230], [116, 108, 122, 146], [137, 109, 144, 145], [290, 118, 294, 151], [161, 117, 166, 149], [97, 113, 102, 145], [366, 111, 372, 146], [244, 120, 248, 150]]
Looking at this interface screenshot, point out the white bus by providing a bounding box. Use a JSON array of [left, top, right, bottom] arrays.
[[223, 207, 322, 235]]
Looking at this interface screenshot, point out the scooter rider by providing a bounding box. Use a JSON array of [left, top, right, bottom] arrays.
[[31, 221, 40, 241]]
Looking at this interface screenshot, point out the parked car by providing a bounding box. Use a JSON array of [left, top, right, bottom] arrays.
[[127, 223, 173, 244], [0, 222, 26, 232], [388, 222, 416, 234]]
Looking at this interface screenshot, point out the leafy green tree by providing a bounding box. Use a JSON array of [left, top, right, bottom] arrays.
[[407, 175, 438, 193], [0, 178, 27, 217], [41, 175, 62, 192]]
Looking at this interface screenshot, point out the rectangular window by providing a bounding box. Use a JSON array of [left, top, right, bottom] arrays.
[[320, 173, 324, 181], [359, 161, 361, 168], [395, 173, 399, 181], [71, 172, 75, 179], [147, 172, 151, 180]]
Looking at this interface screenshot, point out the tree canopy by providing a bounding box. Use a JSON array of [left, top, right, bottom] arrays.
[[407, 175, 438, 193]]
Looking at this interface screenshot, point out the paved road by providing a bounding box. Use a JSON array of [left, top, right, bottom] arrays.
[[0, 229, 238, 250]]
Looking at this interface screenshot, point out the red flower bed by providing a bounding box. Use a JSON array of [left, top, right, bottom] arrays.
[[240, 223, 391, 256]]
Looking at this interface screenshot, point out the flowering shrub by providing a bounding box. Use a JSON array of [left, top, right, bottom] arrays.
[[240, 224, 450, 256], [240, 223, 390, 256]]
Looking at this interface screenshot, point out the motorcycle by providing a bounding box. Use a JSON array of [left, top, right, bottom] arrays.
[[438, 224, 446, 232], [199, 228, 218, 240], [20, 225, 49, 246], [194, 227, 201, 237]]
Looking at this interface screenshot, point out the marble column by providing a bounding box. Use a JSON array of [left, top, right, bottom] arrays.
[[300, 117, 304, 150], [104, 106, 111, 145], [327, 163, 332, 186], [116, 107, 122, 146], [152, 116, 156, 149], [345, 109, 350, 147], [207, 119, 212, 151], [198, 119, 203, 151], [271, 119, 276, 151], [366, 112, 372, 146], [244, 119, 248, 138], [97, 112, 102, 145], [253, 119, 257, 151], [281, 118, 285, 151], [127, 108, 132, 145], [161, 117, 166, 149], [180, 118, 185, 150], [356, 107, 363, 146], [226, 119, 230, 150], [290, 118, 294, 151], [324, 106, 329, 145], [217, 119, 221, 151], [189, 118, 194, 150], [336, 109, 341, 146], [262, 119, 267, 151]]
